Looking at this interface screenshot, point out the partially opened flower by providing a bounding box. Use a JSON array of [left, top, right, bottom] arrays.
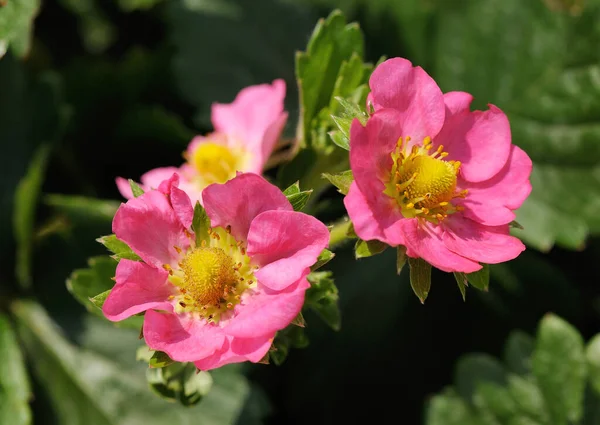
[[103, 172, 329, 370], [344, 58, 532, 273], [116, 80, 288, 203]]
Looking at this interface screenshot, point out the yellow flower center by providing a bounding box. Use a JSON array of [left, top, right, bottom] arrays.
[[179, 247, 237, 306], [383, 136, 467, 224], [164, 227, 256, 322], [190, 142, 241, 186]]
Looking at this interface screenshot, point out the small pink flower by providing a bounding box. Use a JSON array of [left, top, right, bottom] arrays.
[[116, 80, 288, 203], [344, 58, 532, 273], [103, 172, 329, 370]]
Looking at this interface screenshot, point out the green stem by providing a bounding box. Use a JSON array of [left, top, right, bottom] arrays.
[[328, 216, 354, 250]]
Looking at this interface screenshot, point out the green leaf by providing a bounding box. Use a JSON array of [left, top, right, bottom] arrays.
[[283, 183, 313, 212], [66, 256, 143, 329], [0, 0, 40, 57], [13, 300, 259, 422], [13, 144, 51, 289], [473, 382, 517, 422], [532, 314, 586, 424], [44, 194, 119, 224], [322, 170, 353, 195], [408, 257, 431, 304], [306, 271, 341, 331], [506, 374, 549, 424], [425, 389, 477, 425], [311, 249, 335, 271], [328, 130, 350, 150], [0, 314, 31, 425], [433, 0, 600, 251], [296, 10, 365, 147], [455, 354, 507, 404], [96, 234, 141, 261], [129, 179, 145, 197], [191, 201, 210, 246], [586, 334, 600, 396], [504, 331, 534, 376], [354, 238, 387, 259], [396, 245, 407, 275]]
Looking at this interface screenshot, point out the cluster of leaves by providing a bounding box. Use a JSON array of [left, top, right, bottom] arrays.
[[426, 314, 600, 425]]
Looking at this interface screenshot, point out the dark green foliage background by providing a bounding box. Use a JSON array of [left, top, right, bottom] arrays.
[[2, 0, 600, 424]]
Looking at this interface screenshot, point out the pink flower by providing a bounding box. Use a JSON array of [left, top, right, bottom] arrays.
[[103, 172, 329, 370], [116, 80, 288, 204], [344, 58, 531, 273]]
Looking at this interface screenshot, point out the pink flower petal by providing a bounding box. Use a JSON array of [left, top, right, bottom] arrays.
[[194, 335, 273, 371], [112, 190, 191, 268], [248, 210, 329, 291], [116, 177, 136, 199], [459, 146, 533, 226], [224, 278, 310, 338], [346, 109, 406, 246], [140, 167, 182, 191], [211, 79, 286, 160], [153, 173, 195, 230], [143, 310, 226, 362], [400, 219, 482, 273], [245, 111, 288, 173], [369, 58, 445, 141], [102, 260, 174, 321], [443, 91, 473, 116], [436, 104, 512, 183], [343, 182, 406, 246], [202, 173, 292, 242], [443, 215, 526, 264]]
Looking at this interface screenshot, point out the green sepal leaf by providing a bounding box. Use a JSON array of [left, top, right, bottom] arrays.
[[408, 257, 431, 304], [283, 182, 313, 212], [149, 351, 174, 369], [97, 234, 141, 261], [396, 245, 407, 275], [467, 264, 490, 291], [290, 312, 306, 328], [454, 265, 490, 294], [192, 201, 210, 246], [0, 0, 41, 57], [509, 220, 524, 229], [311, 249, 335, 272], [270, 325, 309, 366], [129, 179, 145, 197], [322, 170, 353, 195], [145, 362, 212, 406], [66, 256, 143, 329], [354, 238, 387, 259], [89, 290, 110, 310], [532, 314, 586, 424], [306, 271, 341, 331], [453, 272, 467, 302]]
